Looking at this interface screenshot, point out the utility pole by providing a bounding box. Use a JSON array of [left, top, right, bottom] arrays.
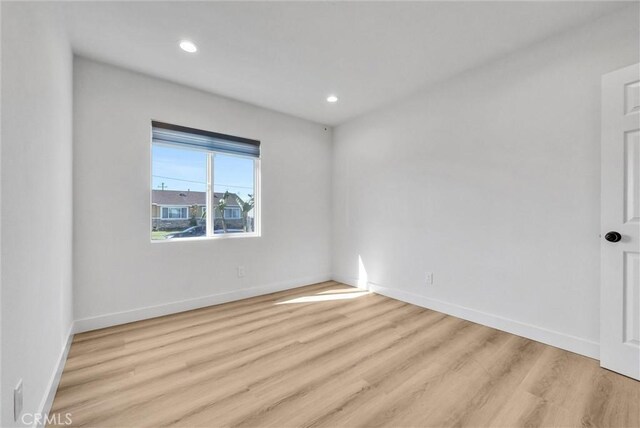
[[159, 182, 167, 190]]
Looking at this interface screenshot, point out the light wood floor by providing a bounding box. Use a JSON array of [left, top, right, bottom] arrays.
[[50, 281, 640, 427]]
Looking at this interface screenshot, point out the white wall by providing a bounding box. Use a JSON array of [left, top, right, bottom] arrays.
[[0, 3, 4, 424], [73, 58, 332, 327], [1, 3, 73, 427], [332, 6, 639, 357]]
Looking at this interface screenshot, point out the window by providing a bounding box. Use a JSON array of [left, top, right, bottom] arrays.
[[161, 206, 189, 219], [151, 121, 260, 241], [224, 207, 241, 219]]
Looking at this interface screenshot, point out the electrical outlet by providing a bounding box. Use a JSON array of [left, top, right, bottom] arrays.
[[426, 272, 433, 285], [14, 379, 23, 421], [237, 266, 246, 278]]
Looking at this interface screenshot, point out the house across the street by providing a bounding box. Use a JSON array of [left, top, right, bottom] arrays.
[[152, 190, 247, 231]]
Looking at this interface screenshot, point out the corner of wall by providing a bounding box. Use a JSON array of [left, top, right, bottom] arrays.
[[1, 3, 74, 426]]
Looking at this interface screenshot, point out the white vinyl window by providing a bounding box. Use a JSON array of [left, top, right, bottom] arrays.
[[151, 121, 260, 241], [224, 207, 241, 219], [161, 206, 189, 220]]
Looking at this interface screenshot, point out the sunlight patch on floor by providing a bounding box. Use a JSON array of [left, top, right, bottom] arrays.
[[317, 288, 367, 295], [275, 291, 370, 304]]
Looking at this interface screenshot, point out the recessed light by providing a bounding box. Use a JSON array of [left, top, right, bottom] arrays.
[[179, 40, 198, 53], [326, 95, 338, 103]]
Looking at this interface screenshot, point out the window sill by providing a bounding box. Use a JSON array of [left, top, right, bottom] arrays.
[[151, 232, 260, 243]]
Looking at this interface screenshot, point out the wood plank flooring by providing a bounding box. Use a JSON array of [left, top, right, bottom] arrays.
[[50, 281, 640, 427]]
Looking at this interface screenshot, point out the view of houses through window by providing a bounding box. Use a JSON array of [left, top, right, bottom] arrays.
[[151, 123, 259, 240]]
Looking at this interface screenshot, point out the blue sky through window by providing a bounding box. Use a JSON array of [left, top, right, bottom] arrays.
[[152, 145, 254, 201]]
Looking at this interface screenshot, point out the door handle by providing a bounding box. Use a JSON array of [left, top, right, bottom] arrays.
[[605, 231, 622, 242]]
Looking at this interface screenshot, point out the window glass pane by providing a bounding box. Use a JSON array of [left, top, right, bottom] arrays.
[[213, 154, 255, 234], [168, 207, 184, 219], [223, 207, 241, 219], [151, 144, 207, 240]]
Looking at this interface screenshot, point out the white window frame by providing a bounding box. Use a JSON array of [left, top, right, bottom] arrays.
[[205, 151, 261, 239], [223, 207, 241, 219], [160, 205, 190, 220], [151, 142, 261, 242]]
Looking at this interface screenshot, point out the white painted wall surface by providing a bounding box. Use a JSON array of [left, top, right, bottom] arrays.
[[73, 58, 332, 325], [1, 3, 73, 426], [332, 6, 639, 355], [0, 3, 4, 425]]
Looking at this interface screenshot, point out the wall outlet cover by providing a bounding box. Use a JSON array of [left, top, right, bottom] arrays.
[[237, 266, 246, 278]]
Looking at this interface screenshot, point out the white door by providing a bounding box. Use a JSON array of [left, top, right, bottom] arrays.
[[601, 63, 640, 380]]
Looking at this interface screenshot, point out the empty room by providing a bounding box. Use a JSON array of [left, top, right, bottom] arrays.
[[1, 1, 639, 427]]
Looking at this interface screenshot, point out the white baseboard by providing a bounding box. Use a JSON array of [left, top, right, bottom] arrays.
[[73, 274, 332, 333], [339, 279, 599, 360], [35, 324, 74, 428], [331, 274, 361, 288], [331, 274, 373, 290]]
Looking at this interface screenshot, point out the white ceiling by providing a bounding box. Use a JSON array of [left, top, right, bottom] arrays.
[[59, 1, 627, 126]]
